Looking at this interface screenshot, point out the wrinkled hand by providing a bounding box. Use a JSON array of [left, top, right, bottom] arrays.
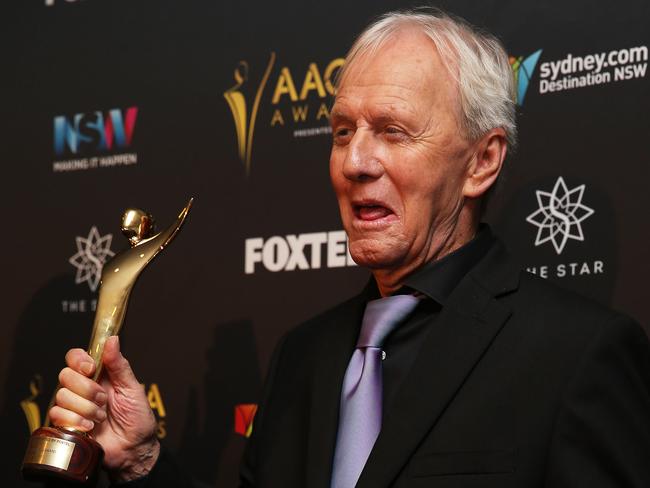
[[49, 336, 160, 482]]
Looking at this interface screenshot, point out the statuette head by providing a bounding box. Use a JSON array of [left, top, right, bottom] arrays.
[[121, 209, 156, 247]]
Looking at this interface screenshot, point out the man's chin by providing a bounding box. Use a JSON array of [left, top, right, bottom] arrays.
[[348, 240, 405, 270]]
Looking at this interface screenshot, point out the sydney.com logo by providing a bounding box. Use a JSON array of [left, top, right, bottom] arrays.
[[510, 45, 647, 103], [509, 50, 543, 105]]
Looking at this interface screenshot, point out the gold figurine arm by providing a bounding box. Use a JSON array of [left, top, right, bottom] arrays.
[[86, 198, 193, 381]]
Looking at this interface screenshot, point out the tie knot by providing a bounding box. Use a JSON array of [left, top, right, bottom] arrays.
[[357, 294, 420, 348]]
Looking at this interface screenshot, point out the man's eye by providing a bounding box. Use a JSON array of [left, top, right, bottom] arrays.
[[383, 126, 410, 142], [333, 127, 353, 143]]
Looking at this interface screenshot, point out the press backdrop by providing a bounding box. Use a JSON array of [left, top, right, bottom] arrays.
[[1, 0, 648, 486]]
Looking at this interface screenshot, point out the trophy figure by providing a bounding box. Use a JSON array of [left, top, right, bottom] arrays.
[[22, 199, 193, 483]]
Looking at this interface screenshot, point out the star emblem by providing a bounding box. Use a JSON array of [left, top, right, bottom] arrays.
[[69, 226, 115, 291], [526, 176, 595, 255]]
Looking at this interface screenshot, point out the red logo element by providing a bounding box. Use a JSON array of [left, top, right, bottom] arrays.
[[234, 404, 258, 438]]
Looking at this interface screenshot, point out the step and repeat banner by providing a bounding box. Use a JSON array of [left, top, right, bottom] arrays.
[[1, 0, 648, 486]]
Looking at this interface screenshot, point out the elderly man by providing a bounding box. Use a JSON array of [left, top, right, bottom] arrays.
[[50, 9, 649, 488]]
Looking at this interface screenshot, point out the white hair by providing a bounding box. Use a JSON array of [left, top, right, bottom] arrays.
[[337, 8, 517, 148]]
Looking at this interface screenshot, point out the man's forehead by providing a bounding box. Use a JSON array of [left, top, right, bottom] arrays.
[[335, 59, 456, 124], [344, 35, 437, 82], [331, 90, 420, 121], [335, 29, 456, 109]]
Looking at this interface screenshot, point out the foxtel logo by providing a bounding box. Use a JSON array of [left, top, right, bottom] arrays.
[[245, 231, 356, 274]]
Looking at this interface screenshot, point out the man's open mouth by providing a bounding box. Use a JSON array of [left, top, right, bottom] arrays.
[[353, 202, 395, 221]]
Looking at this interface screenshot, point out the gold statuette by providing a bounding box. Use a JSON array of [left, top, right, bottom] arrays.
[[22, 198, 193, 484]]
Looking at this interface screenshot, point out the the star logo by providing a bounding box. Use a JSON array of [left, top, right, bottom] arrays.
[[526, 176, 595, 255], [68, 226, 115, 291]]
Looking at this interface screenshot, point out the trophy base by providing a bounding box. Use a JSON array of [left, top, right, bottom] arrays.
[[22, 426, 103, 484]]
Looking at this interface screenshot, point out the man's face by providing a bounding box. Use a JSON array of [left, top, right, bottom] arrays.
[[330, 29, 475, 274]]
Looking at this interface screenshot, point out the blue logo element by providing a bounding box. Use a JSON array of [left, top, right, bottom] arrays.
[[510, 49, 543, 105], [53, 107, 138, 156]]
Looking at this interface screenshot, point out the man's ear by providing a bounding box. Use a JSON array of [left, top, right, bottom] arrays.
[[462, 128, 508, 199]]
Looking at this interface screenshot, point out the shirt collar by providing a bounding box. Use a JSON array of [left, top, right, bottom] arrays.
[[401, 225, 495, 305]]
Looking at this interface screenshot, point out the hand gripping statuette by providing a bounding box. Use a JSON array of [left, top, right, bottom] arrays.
[[22, 198, 193, 484]]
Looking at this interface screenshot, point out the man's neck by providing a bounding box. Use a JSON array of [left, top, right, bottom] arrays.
[[372, 224, 478, 297]]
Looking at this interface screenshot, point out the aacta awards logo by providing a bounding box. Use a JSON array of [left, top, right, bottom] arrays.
[[224, 54, 277, 175], [509, 49, 543, 105], [224, 53, 344, 174], [525, 176, 603, 279], [52, 106, 138, 173]]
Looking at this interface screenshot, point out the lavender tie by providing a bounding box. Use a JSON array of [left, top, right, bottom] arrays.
[[331, 294, 420, 488]]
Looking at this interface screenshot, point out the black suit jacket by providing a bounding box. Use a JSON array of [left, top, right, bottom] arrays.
[[124, 238, 650, 487], [238, 238, 650, 487]]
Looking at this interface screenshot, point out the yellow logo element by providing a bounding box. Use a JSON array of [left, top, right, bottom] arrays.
[[224, 53, 277, 175], [268, 58, 344, 128], [270, 59, 343, 104], [147, 382, 168, 438], [21, 375, 43, 434], [225, 53, 345, 173]]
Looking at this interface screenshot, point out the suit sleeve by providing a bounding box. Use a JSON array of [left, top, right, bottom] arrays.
[[544, 315, 650, 487], [107, 444, 196, 488]]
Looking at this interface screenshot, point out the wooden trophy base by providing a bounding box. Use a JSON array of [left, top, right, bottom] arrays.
[[22, 426, 104, 484]]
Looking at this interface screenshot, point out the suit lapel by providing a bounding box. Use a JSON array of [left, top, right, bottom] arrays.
[[357, 240, 520, 488], [304, 288, 372, 488]]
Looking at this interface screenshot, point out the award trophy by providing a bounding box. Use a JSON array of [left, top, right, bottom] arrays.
[[22, 199, 193, 483]]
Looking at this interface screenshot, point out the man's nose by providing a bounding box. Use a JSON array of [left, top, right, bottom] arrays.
[[342, 128, 384, 182]]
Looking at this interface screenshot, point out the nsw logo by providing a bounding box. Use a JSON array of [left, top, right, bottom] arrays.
[[54, 106, 138, 156], [509, 49, 543, 105]]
